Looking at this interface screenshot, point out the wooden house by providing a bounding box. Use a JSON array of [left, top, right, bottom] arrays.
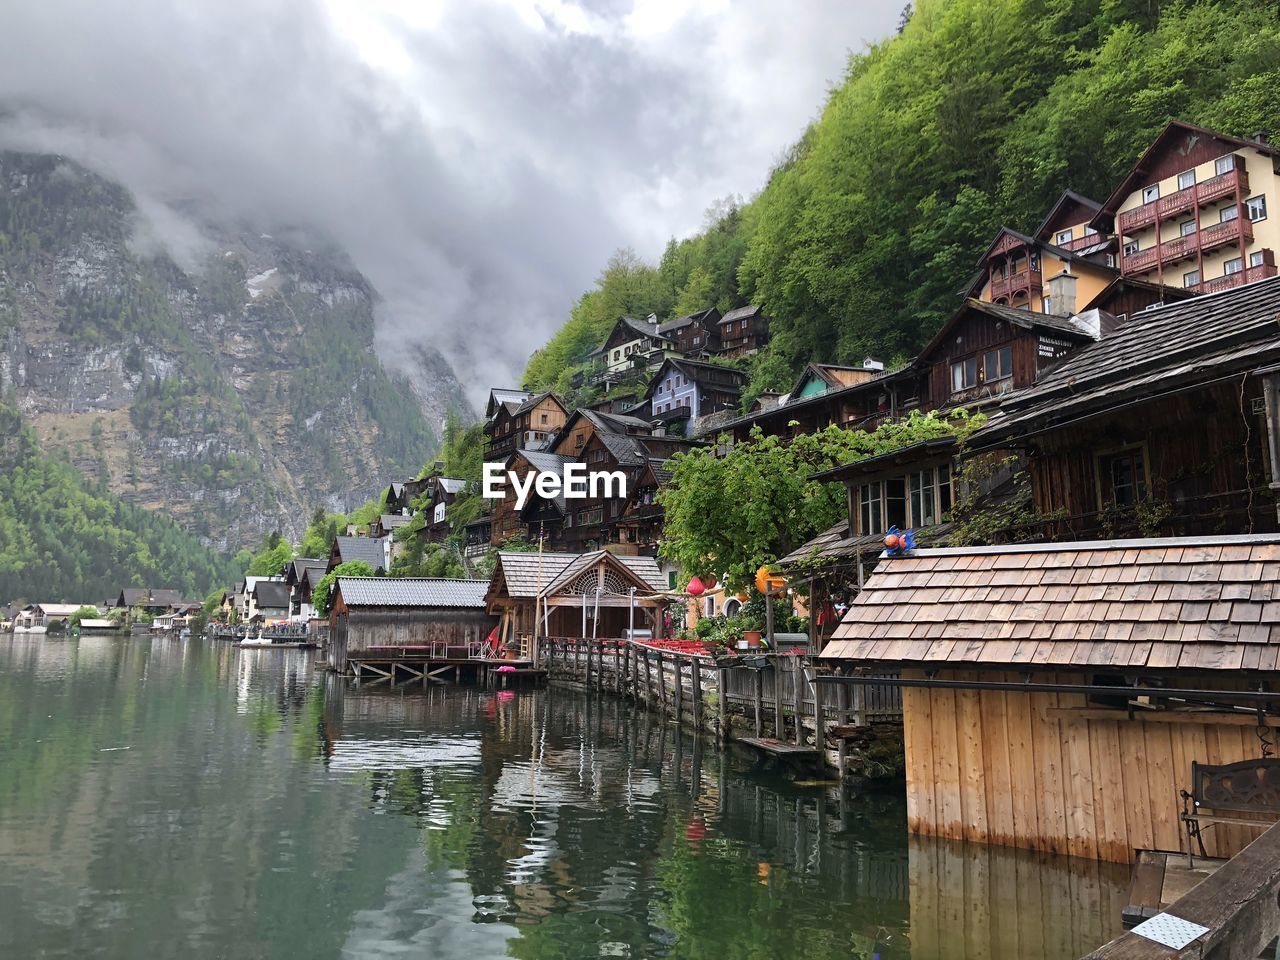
[[328, 577, 495, 673], [970, 275, 1280, 539], [113, 587, 184, 614], [1091, 121, 1279, 296], [644, 357, 745, 437], [615, 458, 672, 559], [820, 534, 1280, 863], [595, 316, 671, 377], [657, 307, 721, 357], [368, 513, 412, 540], [483, 387, 532, 462], [715, 304, 770, 357], [327, 535, 389, 574], [485, 391, 567, 462], [419, 476, 467, 544], [384, 477, 430, 516], [490, 449, 579, 546], [462, 515, 492, 559], [485, 549, 668, 660], [285, 558, 327, 620], [250, 581, 290, 622]]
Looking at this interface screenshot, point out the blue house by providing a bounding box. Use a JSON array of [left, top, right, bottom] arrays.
[[644, 358, 746, 435]]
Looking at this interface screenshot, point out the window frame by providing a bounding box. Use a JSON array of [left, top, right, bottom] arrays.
[[1094, 444, 1150, 513], [1142, 184, 1160, 203], [1055, 229, 1073, 246], [1183, 270, 1200, 288], [1177, 170, 1196, 191], [1178, 219, 1196, 237], [1220, 205, 1239, 224], [1123, 240, 1140, 256], [1247, 195, 1268, 223], [1215, 154, 1237, 176], [1250, 251, 1266, 269], [1224, 257, 1244, 276]]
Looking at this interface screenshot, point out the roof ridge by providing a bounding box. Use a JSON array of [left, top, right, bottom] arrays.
[[892, 532, 1280, 557]]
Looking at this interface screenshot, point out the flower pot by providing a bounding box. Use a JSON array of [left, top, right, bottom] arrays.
[[743, 630, 763, 648]]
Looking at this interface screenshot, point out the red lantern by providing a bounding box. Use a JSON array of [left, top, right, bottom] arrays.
[[703, 573, 718, 590], [686, 576, 705, 597]]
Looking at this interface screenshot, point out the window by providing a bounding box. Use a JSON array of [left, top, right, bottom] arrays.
[[910, 470, 938, 527], [1183, 270, 1200, 288], [1221, 205, 1239, 223], [1177, 170, 1196, 190], [613, 349, 621, 361], [1247, 196, 1268, 222], [1056, 229, 1073, 245], [1225, 257, 1244, 276], [1250, 251, 1267, 268], [983, 345, 1013, 383], [1179, 220, 1196, 237], [1042, 296, 1053, 314], [540, 413, 548, 424], [951, 356, 978, 392], [1123, 240, 1140, 256], [886, 477, 907, 531], [692, 336, 701, 346], [859, 481, 883, 535], [1142, 184, 1160, 203], [1099, 448, 1147, 509], [1216, 154, 1237, 175], [938, 464, 953, 516], [1029, 251, 1041, 271]]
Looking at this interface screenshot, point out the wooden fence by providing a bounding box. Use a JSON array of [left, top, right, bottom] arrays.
[[542, 637, 902, 773]]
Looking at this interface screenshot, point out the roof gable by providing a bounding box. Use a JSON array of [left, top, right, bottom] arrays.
[[1095, 120, 1280, 220], [1033, 190, 1104, 240]]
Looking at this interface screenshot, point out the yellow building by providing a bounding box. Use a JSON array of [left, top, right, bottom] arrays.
[[971, 191, 1117, 315], [1095, 120, 1278, 294]]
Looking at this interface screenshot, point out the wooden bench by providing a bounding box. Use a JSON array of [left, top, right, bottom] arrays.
[[1180, 758, 1280, 865]]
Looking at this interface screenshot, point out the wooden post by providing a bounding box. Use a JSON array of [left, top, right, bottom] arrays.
[[644, 649, 652, 708], [792, 657, 804, 745], [753, 668, 763, 737], [673, 655, 683, 724], [809, 663, 826, 765], [691, 658, 702, 730], [659, 652, 668, 716], [774, 657, 784, 739], [717, 666, 729, 740]]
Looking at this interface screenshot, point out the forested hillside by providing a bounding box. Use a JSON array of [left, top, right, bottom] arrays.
[[523, 0, 1280, 402], [0, 402, 238, 602]]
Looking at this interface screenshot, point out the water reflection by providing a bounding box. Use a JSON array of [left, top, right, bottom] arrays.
[[0, 635, 1126, 959]]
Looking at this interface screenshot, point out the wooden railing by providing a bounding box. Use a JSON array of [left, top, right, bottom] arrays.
[[541, 638, 903, 772], [1117, 166, 1249, 234], [989, 267, 1042, 302], [1122, 217, 1252, 275], [1080, 819, 1280, 959]]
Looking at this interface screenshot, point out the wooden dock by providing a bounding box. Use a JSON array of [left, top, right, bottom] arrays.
[[1121, 849, 1226, 929], [347, 651, 543, 688]]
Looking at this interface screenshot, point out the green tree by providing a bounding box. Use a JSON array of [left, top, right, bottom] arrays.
[[310, 560, 376, 617], [658, 412, 982, 591]]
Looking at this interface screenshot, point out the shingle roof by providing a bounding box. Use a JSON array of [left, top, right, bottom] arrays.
[[336, 577, 489, 608], [378, 514, 412, 529], [719, 304, 762, 325], [333, 536, 387, 572], [252, 581, 291, 609], [492, 551, 667, 598], [971, 275, 1280, 447], [820, 534, 1280, 673], [436, 478, 466, 494], [779, 521, 954, 568], [289, 558, 327, 585], [657, 307, 718, 334], [514, 449, 578, 473]]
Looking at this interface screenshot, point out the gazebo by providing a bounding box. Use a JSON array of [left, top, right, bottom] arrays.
[[486, 549, 669, 662]]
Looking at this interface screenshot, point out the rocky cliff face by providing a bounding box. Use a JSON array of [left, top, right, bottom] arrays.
[[0, 152, 473, 550]]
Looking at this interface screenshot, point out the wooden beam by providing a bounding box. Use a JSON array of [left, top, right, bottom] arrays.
[[1045, 707, 1280, 729]]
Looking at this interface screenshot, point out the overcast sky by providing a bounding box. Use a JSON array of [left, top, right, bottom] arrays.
[[0, 0, 896, 406]]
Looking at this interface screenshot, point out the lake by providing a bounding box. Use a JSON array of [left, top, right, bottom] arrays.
[[0, 634, 1127, 958]]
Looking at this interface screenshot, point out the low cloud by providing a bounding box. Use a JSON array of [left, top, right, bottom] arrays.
[[0, 0, 894, 406]]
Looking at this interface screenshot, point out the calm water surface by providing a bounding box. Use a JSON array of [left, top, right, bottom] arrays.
[[0, 635, 1127, 959]]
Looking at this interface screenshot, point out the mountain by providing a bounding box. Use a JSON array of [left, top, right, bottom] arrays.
[[0, 152, 474, 551], [0, 399, 239, 602], [523, 0, 1280, 401]]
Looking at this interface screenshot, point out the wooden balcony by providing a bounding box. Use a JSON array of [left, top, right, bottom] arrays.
[[1054, 232, 1106, 252], [1196, 253, 1278, 295], [1121, 217, 1253, 276], [988, 267, 1042, 303], [1117, 165, 1249, 234]]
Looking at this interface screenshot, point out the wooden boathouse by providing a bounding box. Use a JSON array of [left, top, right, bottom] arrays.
[[820, 534, 1280, 864], [328, 577, 497, 676]]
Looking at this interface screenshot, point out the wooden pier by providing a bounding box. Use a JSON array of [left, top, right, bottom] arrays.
[[347, 645, 544, 689]]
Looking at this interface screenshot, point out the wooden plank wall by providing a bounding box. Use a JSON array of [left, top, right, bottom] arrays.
[[346, 609, 497, 653], [903, 670, 1272, 863]]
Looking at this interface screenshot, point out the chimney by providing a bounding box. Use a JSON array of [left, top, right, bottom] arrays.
[[862, 357, 885, 372], [1044, 269, 1077, 315]]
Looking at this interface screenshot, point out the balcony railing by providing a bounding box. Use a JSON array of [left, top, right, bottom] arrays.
[[1121, 217, 1253, 275], [1053, 233, 1106, 252], [1196, 256, 1278, 295], [1117, 165, 1249, 234], [988, 267, 1042, 303]]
